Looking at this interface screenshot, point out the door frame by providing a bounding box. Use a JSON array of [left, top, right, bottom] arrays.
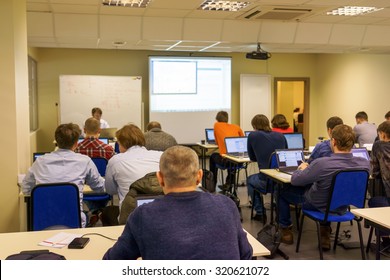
[[274, 77, 310, 147]]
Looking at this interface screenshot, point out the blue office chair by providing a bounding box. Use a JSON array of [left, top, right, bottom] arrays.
[[84, 157, 112, 210], [114, 142, 120, 154], [295, 169, 369, 260], [31, 183, 81, 231]]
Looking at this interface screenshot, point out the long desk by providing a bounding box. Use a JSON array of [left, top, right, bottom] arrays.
[[0, 226, 269, 259], [197, 142, 219, 170], [351, 207, 390, 260]]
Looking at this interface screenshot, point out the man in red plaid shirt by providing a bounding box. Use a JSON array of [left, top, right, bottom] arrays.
[[76, 117, 115, 160]]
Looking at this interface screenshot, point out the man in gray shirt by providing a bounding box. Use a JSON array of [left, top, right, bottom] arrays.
[[144, 121, 177, 151], [353, 111, 377, 147], [277, 124, 370, 250]]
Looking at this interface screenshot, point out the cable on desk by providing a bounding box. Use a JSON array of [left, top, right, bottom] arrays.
[[81, 233, 118, 241]]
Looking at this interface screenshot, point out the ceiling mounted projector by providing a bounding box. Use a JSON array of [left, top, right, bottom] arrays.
[[246, 43, 271, 60]]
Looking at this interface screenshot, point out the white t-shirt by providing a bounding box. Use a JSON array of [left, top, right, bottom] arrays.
[[100, 118, 110, 129]]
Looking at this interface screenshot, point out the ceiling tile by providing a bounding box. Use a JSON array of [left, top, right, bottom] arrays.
[[183, 18, 223, 41], [100, 15, 142, 41], [143, 17, 183, 40], [54, 14, 98, 37], [295, 22, 332, 44], [221, 20, 261, 42], [27, 12, 54, 37], [329, 24, 365, 46]]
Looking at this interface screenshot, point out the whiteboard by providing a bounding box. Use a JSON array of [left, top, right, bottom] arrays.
[[240, 74, 271, 132], [59, 75, 142, 131]]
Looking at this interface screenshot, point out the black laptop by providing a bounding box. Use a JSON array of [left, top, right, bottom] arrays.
[[135, 195, 161, 208], [224, 136, 248, 158], [275, 149, 305, 175], [205, 128, 216, 144]]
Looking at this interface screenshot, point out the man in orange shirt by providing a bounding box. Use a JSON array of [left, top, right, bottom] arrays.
[[210, 111, 244, 190]]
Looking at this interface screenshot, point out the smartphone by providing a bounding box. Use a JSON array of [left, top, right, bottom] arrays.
[[68, 237, 90, 249]]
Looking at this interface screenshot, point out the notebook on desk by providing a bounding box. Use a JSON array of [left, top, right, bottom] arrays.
[[284, 133, 304, 149], [224, 136, 248, 158], [351, 147, 370, 161], [275, 149, 305, 175], [205, 128, 216, 144]]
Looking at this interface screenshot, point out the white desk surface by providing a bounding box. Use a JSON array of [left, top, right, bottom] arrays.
[[0, 227, 269, 260], [260, 169, 292, 184], [222, 154, 252, 163], [351, 207, 390, 229], [197, 142, 219, 149]]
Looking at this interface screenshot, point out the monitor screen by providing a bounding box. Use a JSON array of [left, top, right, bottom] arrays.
[[284, 133, 304, 149]]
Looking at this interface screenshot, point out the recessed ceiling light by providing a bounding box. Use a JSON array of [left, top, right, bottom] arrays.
[[102, 0, 151, 8], [326, 6, 383, 16], [199, 0, 250, 12]]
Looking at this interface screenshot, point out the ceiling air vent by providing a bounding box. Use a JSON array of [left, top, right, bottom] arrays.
[[238, 6, 312, 21]]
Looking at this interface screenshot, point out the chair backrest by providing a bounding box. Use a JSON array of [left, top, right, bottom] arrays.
[[268, 152, 278, 169], [91, 157, 108, 177], [327, 169, 369, 216], [31, 183, 81, 231]]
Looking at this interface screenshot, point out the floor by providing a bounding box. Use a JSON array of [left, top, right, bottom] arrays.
[[235, 184, 389, 260]]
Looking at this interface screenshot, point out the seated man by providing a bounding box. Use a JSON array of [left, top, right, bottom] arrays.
[[104, 124, 162, 209], [353, 111, 377, 147], [144, 121, 177, 151], [278, 124, 370, 249], [103, 146, 252, 260], [75, 117, 115, 224], [247, 114, 287, 221], [75, 117, 115, 160], [22, 123, 105, 227], [307, 116, 343, 163], [210, 111, 244, 189]]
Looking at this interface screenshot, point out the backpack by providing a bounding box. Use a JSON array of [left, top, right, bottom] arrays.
[[256, 224, 283, 259], [6, 250, 66, 260], [202, 169, 215, 193]]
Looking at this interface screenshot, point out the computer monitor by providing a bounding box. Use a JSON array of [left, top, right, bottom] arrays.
[[205, 128, 215, 144]]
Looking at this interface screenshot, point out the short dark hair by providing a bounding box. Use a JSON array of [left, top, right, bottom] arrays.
[[116, 124, 145, 149], [55, 123, 81, 149], [271, 114, 290, 129], [216, 111, 228, 123], [326, 116, 343, 130], [146, 121, 161, 131], [331, 124, 355, 151], [92, 107, 103, 115], [385, 111, 390, 120], [251, 114, 272, 132], [378, 120, 390, 139], [355, 111, 368, 120]]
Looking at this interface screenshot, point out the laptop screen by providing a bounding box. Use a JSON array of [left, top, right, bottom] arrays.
[[33, 152, 48, 162], [205, 128, 215, 143], [275, 149, 305, 169], [78, 138, 109, 144], [351, 148, 370, 161], [224, 137, 248, 154], [136, 195, 159, 207], [284, 133, 304, 149]]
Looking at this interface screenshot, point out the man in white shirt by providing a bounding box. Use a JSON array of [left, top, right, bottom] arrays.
[[22, 123, 105, 227], [353, 111, 377, 147], [105, 124, 162, 209], [92, 107, 110, 129]]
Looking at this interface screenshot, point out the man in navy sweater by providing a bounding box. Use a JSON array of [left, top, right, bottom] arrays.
[[103, 145, 252, 260]]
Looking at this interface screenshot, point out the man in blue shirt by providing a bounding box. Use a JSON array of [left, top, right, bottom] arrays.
[[307, 116, 343, 163], [22, 123, 105, 227], [278, 124, 370, 249], [103, 146, 252, 260]]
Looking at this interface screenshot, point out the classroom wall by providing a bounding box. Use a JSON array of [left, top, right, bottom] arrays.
[[35, 49, 319, 151], [0, 1, 30, 233]]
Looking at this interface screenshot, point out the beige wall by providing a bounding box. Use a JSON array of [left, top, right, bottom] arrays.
[[0, 1, 30, 233]]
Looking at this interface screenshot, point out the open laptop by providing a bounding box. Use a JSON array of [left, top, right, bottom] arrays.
[[284, 133, 304, 149], [99, 128, 117, 139], [351, 147, 370, 161], [275, 149, 305, 175], [78, 138, 109, 144], [205, 128, 216, 144], [135, 195, 160, 208], [224, 136, 248, 158], [32, 152, 49, 162]]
